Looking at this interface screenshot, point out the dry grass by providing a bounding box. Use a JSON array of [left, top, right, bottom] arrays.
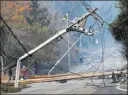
[[0, 83, 27, 93]]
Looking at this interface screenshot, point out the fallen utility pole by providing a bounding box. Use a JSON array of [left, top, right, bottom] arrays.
[[14, 8, 98, 88], [2, 70, 127, 84]]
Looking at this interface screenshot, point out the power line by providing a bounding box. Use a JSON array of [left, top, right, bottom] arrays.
[[28, 55, 103, 87], [1, 2, 118, 88], [23, 5, 106, 83], [79, 1, 107, 86], [80, 1, 109, 26], [102, 5, 112, 14], [38, 9, 58, 34], [59, 3, 104, 73], [40, 3, 105, 73], [91, 20, 106, 87], [60, 1, 105, 75], [32, 6, 106, 86], [0, 16, 30, 56], [1, 40, 19, 59], [31, 51, 118, 88], [0, 2, 123, 89], [62, 38, 102, 72], [1, 13, 59, 69], [37, 5, 101, 72]]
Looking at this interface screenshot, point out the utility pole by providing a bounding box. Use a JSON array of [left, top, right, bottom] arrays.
[[63, 12, 71, 70], [14, 8, 98, 88], [1, 56, 4, 75], [66, 13, 71, 70]]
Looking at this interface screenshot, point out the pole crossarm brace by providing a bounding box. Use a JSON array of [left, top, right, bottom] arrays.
[[80, 1, 104, 25], [14, 8, 98, 88]]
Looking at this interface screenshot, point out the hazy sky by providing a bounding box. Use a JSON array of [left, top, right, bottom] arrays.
[[52, 1, 119, 48], [39, 1, 126, 71]]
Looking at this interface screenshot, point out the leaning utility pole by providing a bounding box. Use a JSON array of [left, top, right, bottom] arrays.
[[14, 8, 98, 88]]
